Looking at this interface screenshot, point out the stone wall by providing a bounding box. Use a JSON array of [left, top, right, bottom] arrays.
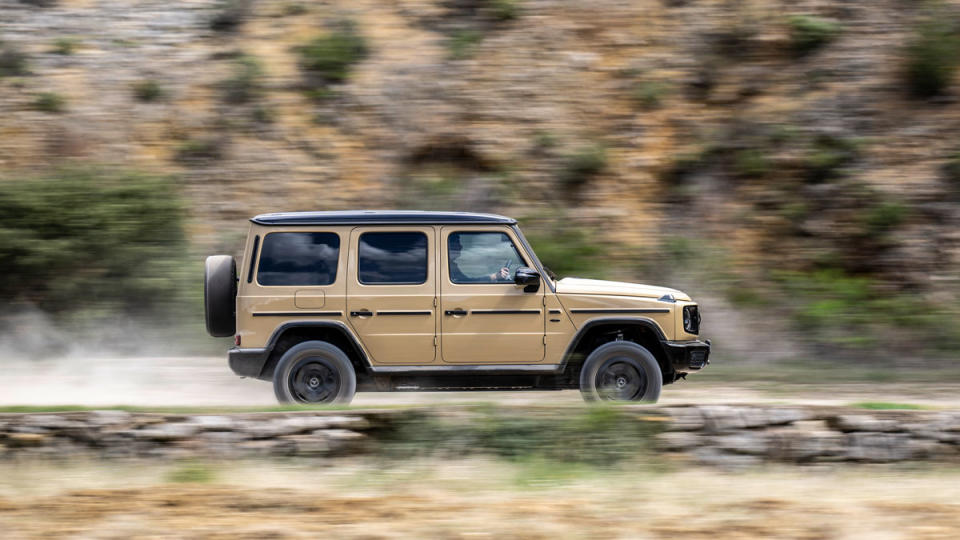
[[2, 406, 959, 465]]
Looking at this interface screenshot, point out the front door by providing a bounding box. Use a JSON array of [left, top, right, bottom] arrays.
[[440, 227, 545, 364], [346, 226, 437, 365]]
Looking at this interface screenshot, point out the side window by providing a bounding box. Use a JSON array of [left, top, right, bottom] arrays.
[[358, 232, 428, 285], [257, 232, 340, 286], [448, 232, 526, 284]]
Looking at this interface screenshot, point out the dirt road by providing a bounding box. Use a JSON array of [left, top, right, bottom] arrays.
[[2, 355, 959, 408]]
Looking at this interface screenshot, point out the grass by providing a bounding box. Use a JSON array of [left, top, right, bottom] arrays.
[[52, 38, 78, 56], [165, 462, 216, 484], [850, 402, 932, 411]]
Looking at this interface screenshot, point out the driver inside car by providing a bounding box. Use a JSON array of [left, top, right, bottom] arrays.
[[449, 234, 512, 283]]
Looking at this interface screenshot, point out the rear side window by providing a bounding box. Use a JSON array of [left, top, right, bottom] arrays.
[[358, 232, 428, 285], [257, 232, 340, 286]]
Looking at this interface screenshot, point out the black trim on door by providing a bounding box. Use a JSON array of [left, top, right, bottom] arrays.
[[252, 311, 343, 317], [444, 309, 468, 316], [569, 308, 671, 314], [470, 309, 542, 315], [376, 310, 433, 316]]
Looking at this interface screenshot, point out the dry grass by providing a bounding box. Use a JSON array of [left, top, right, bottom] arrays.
[[1, 459, 959, 538]]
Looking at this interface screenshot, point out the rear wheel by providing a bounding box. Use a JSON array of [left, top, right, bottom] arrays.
[[579, 341, 662, 403], [273, 341, 357, 404]]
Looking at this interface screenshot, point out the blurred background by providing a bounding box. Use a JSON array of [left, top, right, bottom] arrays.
[[3, 1, 960, 538]]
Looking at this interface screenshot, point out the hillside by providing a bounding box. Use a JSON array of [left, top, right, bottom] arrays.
[[3, 0, 960, 365]]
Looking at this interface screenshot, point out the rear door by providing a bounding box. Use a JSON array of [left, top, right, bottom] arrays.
[[346, 226, 437, 365], [440, 227, 545, 364]]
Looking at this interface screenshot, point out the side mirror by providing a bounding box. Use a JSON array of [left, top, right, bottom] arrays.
[[514, 266, 541, 292]]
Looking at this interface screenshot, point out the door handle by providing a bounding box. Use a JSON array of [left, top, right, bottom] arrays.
[[444, 309, 468, 316], [350, 310, 374, 317]]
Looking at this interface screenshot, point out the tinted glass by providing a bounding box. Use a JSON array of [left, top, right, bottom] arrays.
[[256, 232, 340, 286], [448, 232, 526, 284], [358, 232, 428, 285]]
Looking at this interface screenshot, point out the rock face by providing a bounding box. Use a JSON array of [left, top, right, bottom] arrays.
[[0, 406, 958, 466]]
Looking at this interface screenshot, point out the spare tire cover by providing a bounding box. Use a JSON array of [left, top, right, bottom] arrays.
[[205, 255, 237, 337]]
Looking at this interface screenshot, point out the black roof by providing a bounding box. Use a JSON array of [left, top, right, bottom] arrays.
[[250, 210, 517, 226]]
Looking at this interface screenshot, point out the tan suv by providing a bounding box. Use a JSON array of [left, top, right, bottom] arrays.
[[204, 211, 710, 404]]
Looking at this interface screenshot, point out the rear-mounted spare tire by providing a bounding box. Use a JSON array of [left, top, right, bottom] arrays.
[[205, 255, 237, 337]]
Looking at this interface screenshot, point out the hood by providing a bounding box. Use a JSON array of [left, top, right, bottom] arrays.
[[556, 277, 690, 301]]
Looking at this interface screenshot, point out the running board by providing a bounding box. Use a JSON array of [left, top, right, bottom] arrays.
[[370, 364, 563, 374]]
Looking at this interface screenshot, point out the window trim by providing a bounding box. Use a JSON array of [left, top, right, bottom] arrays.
[[446, 230, 529, 286], [357, 230, 430, 286], [255, 231, 341, 287]]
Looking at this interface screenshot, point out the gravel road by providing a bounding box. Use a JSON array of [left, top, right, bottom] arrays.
[[2, 355, 958, 407]]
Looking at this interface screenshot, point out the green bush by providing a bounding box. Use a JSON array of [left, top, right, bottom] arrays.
[[524, 226, 602, 279], [560, 145, 607, 189], [448, 30, 484, 60], [490, 0, 520, 21], [733, 148, 770, 179], [221, 55, 263, 104], [382, 406, 662, 466], [175, 137, 224, 163], [805, 134, 857, 183], [787, 15, 841, 56], [904, 17, 960, 98], [166, 462, 216, 483], [0, 169, 190, 320], [0, 44, 28, 77], [32, 92, 65, 113], [297, 23, 369, 84], [132, 79, 164, 102], [862, 201, 907, 238], [632, 81, 667, 110], [52, 38, 78, 56]]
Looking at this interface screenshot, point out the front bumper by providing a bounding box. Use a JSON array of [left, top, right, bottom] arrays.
[[662, 339, 711, 372]]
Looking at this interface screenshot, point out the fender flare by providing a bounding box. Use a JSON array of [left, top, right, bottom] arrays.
[[260, 320, 373, 376], [559, 316, 668, 370]]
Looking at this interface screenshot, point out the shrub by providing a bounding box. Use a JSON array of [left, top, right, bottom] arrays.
[[904, 17, 960, 98], [862, 201, 906, 238], [632, 81, 667, 110], [0, 168, 189, 319], [524, 225, 602, 279], [52, 38, 77, 55], [787, 15, 841, 56], [490, 0, 520, 21], [943, 151, 960, 186], [221, 55, 262, 104], [32, 92, 65, 113], [297, 23, 369, 84], [448, 30, 483, 60], [805, 134, 857, 183], [166, 462, 216, 483], [733, 148, 770, 179], [0, 44, 28, 77], [132, 79, 164, 102], [560, 145, 607, 189], [175, 137, 224, 163]]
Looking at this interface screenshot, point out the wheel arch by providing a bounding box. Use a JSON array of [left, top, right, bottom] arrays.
[[259, 321, 371, 383], [561, 317, 675, 384]]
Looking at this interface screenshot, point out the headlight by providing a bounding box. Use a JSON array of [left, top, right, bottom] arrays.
[[683, 305, 700, 334]]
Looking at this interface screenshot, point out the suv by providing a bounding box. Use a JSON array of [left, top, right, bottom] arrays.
[[204, 211, 710, 404]]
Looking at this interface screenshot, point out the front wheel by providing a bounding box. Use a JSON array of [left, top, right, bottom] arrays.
[[273, 341, 357, 404], [579, 341, 662, 403]]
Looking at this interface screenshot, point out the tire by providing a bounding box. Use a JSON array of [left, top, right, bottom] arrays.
[[204, 255, 237, 338], [579, 341, 662, 403], [273, 341, 357, 404]]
